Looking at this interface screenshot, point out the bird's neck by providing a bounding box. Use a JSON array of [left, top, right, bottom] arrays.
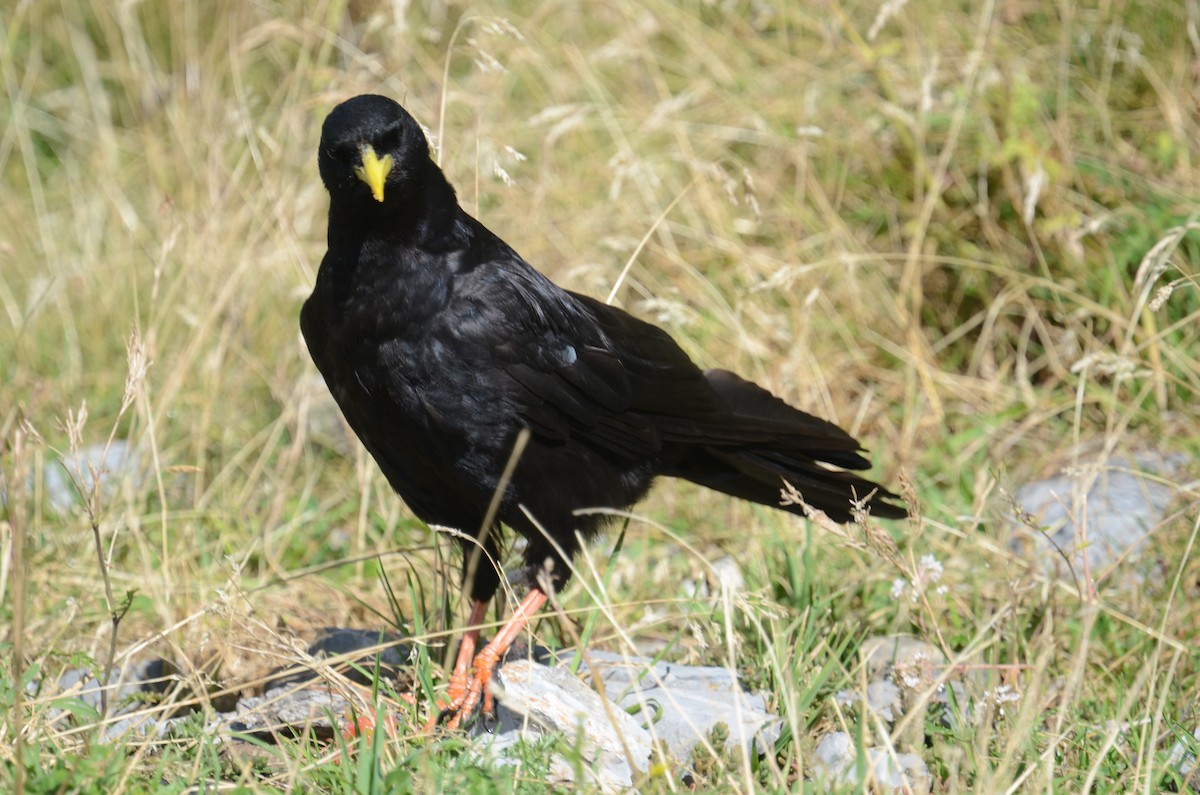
[[327, 161, 463, 251], [409, 168, 463, 248], [322, 165, 468, 325]]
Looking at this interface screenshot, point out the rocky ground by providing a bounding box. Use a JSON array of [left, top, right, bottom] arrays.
[[21, 443, 1198, 792]]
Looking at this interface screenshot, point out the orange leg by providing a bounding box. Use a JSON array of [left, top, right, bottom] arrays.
[[447, 598, 490, 703], [436, 588, 548, 730], [423, 598, 489, 732]]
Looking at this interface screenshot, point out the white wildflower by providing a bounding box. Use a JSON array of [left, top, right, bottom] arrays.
[[992, 685, 1021, 704], [983, 684, 1022, 717], [917, 554, 943, 583], [893, 554, 948, 603], [894, 653, 931, 690]]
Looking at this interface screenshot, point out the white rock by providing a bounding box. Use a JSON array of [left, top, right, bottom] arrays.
[[478, 659, 652, 793], [811, 731, 931, 793], [682, 554, 747, 599], [709, 555, 747, 594], [574, 650, 781, 761]]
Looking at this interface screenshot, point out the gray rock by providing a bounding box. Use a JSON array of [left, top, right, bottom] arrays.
[[812, 731, 855, 769], [102, 714, 194, 741], [861, 636, 946, 678], [267, 627, 413, 690], [474, 731, 584, 790], [477, 659, 653, 793], [30, 658, 181, 741], [1010, 451, 1187, 577], [811, 731, 931, 793], [44, 667, 144, 714], [230, 685, 354, 741], [683, 555, 748, 598], [857, 636, 985, 731], [474, 651, 781, 791], [709, 555, 747, 594]]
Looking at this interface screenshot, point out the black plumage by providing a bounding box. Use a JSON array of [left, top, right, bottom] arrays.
[[302, 94, 904, 726]]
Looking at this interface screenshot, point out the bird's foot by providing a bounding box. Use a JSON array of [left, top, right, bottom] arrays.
[[421, 663, 476, 731], [426, 588, 549, 732], [434, 643, 505, 731], [423, 601, 487, 731]]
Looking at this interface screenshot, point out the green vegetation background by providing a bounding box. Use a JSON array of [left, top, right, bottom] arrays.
[[2, 0, 1198, 791]]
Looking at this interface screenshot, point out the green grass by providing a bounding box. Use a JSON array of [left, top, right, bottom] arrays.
[[3, 0, 1199, 791]]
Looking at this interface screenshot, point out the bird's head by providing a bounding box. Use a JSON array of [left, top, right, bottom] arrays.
[[318, 95, 430, 206]]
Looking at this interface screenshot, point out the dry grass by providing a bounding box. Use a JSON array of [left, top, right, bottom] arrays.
[[2, 0, 1199, 791]]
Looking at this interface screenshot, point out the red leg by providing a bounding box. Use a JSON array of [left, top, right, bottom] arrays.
[[424, 598, 489, 731], [447, 599, 489, 705], [438, 588, 548, 730]]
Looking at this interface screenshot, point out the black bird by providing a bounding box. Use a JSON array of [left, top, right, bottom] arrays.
[[302, 94, 904, 728]]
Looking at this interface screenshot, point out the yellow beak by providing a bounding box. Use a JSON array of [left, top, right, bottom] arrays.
[[353, 144, 394, 202]]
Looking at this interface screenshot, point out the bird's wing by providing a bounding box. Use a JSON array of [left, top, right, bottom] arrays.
[[477, 264, 730, 458], [701, 368, 870, 467], [472, 258, 872, 468], [573, 298, 870, 460]]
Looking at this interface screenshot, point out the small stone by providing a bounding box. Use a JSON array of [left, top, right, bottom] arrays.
[[861, 636, 946, 677], [709, 555, 747, 594], [837, 679, 903, 722], [473, 731, 581, 789], [812, 731, 855, 775], [231, 687, 353, 741], [810, 731, 931, 793], [682, 554, 747, 599], [855, 636, 984, 744], [103, 714, 192, 741], [40, 659, 172, 716], [1009, 451, 1186, 578]]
